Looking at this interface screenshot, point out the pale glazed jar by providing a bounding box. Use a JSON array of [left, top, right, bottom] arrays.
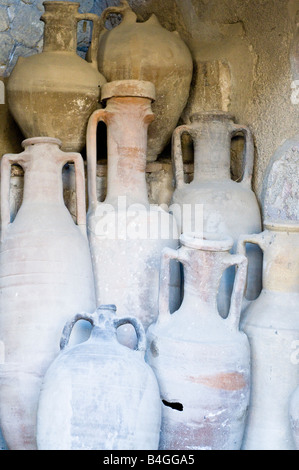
[[86, 79, 180, 349], [0, 137, 96, 450], [96, 0, 193, 162], [146, 232, 250, 450], [171, 111, 262, 317], [7, 1, 106, 152], [37, 305, 161, 450], [238, 221, 299, 450]]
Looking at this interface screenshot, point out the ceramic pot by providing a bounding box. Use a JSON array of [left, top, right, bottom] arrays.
[[7, 1, 106, 152], [171, 111, 262, 317], [238, 222, 299, 450], [37, 305, 161, 450], [96, 0, 193, 162], [0, 137, 96, 450], [261, 134, 299, 223], [146, 232, 250, 450], [86, 79, 180, 349], [290, 384, 299, 449]]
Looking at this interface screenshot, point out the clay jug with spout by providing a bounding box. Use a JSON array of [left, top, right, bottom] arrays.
[[7, 1, 106, 152], [86, 79, 180, 349], [0, 137, 96, 450], [171, 111, 262, 317], [146, 232, 250, 450], [96, 0, 193, 162], [238, 222, 299, 450], [37, 304, 161, 450]]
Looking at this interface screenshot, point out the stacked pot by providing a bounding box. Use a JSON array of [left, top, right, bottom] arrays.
[[0, 0, 298, 452]]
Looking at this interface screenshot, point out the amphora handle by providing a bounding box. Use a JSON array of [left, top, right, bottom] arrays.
[[86, 109, 108, 212], [221, 252, 248, 330], [75, 12, 101, 67], [98, 0, 135, 35], [229, 123, 254, 187], [60, 308, 147, 354], [0, 148, 87, 242], [172, 122, 255, 189]]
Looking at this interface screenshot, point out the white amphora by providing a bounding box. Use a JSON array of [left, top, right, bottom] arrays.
[[37, 305, 161, 450], [0, 137, 96, 449], [146, 232, 250, 450], [238, 222, 299, 450]]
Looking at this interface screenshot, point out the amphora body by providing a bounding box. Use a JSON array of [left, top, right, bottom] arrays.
[[238, 222, 299, 450], [0, 137, 96, 449], [37, 305, 161, 450], [86, 80, 180, 348], [146, 232, 250, 450], [171, 112, 262, 317], [7, 1, 106, 151]]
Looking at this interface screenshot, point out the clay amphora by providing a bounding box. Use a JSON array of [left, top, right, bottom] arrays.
[[261, 134, 299, 223], [86, 79, 180, 349], [37, 304, 161, 450], [96, 0, 193, 162], [0, 137, 96, 450], [7, 1, 106, 152], [290, 384, 299, 449], [171, 111, 262, 317], [146, 232, 250, 450], [238, 222, 299, 450]]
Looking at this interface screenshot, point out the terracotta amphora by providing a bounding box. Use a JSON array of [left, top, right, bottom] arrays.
[[96, 0, 193, 162], [36, 304, 161, 450], [238, 222, 299, 450], [146, 232, 250, 450], [0, 137, 96, 450], [171, 111, 262, 317], [7, 1, 106, 152], [86, 79, 180, 349]]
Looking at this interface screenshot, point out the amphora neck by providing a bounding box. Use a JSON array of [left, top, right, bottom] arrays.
[[20, 137, 66, 204], [42, 1, 80, 53], [102, 81, 155, 206], [190, 112, 234, 181], [262, 222, 299, 293], [180, 233, 234, 310]]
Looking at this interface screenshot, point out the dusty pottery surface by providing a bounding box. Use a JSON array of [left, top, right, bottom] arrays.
[[238, 222, 299, 450], [37, 304, 161, 450], [171, 111, 262, 317], [290, 383, 299, 450], [0, 137, 96, 450], [261, 134, 299, 223], [96, 0, 193, 162], [86, 79, 180, 349], [146, 232, 250, 450], [6, 1, 106, 152]]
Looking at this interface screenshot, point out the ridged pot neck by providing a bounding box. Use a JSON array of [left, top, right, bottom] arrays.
[[180, 232, 234, 252], [41, 2, 81, 53], [264, 220, 299, 233], [21, 137, 62, 149], [101, 79, 156, 103], [190, 111, 235, 124]]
